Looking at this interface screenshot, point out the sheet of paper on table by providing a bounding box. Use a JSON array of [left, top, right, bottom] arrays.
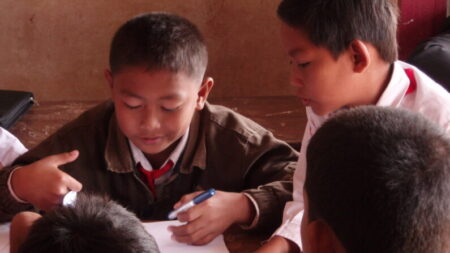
[[0, 220, 229, 253], [144, 220, 229, 253]]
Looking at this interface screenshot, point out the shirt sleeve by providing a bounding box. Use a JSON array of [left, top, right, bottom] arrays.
[[271, 120, 313, 250], [0, 127, 27, 167], [241, 134, 298, 233]]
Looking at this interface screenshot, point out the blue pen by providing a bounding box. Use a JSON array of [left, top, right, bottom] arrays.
[[168, 188, 216, 220]]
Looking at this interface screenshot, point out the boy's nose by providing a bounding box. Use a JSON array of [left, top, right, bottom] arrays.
[[140, 110, 161, 131], [290, 74, 304, 88]]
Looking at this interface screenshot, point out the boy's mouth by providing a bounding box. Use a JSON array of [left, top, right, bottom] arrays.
[[141, 136, 163, 145]]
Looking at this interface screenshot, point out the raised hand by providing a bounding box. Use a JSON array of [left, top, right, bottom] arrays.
[[10, 150, 82, 211]]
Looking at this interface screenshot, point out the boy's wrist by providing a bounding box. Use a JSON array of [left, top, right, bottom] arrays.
[[234, 192, 256, 225], [8, 166, 28, 203]]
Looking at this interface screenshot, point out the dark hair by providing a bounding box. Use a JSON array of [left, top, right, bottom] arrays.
[[277, 0, 399, 62], [19, 193, 160, 253], [305, 106, 450, 253], [109, 12, 208, 80]]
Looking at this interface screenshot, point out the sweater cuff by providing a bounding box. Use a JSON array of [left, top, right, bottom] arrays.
[[240, 192, 260, 230]]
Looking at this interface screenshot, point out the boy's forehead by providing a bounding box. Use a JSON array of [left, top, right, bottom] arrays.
[[113, 67, 200, 97], [280, 22, 314, 56]]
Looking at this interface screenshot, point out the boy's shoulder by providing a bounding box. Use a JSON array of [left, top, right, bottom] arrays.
[[202, 102, 277, 144], [395, 61, 450, 133]]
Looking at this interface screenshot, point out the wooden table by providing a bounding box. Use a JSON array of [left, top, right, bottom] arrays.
[[10, 96, 306, 150], [9, 96, 306, 252]]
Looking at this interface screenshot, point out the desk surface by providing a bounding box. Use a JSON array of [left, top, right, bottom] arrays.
[[10, 96, 306, 150]]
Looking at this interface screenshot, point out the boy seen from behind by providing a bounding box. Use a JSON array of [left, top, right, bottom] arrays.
[[257, 0, 450, 252], [0, 13, 297, 245], [302, 106, 450, 253], [10, 193, 160, 253]]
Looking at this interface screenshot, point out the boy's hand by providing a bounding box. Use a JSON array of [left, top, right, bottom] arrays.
[[169, 190, 255, 245], [10, 150, 82, 211], [253, 236, 301, 253]]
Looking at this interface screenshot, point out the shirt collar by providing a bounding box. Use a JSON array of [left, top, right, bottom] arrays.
[[178, 106, 207, 173], [129, 128, 189, 171], [376, 61, 410, 107]]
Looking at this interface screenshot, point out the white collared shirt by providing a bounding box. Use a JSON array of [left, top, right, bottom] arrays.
[[273, 61, 450, 249], [0, 127, 27, 168], [129, 128, 189, 185], [3, 127, 28, 202]]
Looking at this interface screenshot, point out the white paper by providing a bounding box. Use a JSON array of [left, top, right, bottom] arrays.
[[0, 220, 229, 253], [144, 220, 229, 253]]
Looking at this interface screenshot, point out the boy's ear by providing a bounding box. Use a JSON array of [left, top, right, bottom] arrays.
[[195, 77, 214, 110], [349, 40, 370, 73], [104, 69, 114, 90], [304, 219, 345, 253]]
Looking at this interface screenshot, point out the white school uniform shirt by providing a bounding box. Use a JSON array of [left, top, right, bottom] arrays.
[[273, 61, 450, 249], [0, 127, 27, 167]]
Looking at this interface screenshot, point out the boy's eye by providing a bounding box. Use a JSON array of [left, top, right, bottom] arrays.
[[297, 62, 311, 68], [124, 102, 142, 109], [161, 106, 181, 112], [289, 60, 310, 68]]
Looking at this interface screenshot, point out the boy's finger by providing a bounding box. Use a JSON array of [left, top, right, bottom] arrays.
[[44, 150, 79, 166], [191, 233, 216, 246], [63, 173, 83, 192], [173, 191, 200, 209], [170, 221, 209, 244], [169, 216, 205, 236], [176, 204, 202, 222]]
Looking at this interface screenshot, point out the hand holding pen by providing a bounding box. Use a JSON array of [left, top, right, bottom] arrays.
[[168, 190, 255, 245], [168, 188, 216, 219]]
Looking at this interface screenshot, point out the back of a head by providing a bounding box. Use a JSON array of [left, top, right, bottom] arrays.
[[277, 0, 399, 62], [305, 106, 450, 253], [19, 193, 160, 253], [109, 12, 208, 81]]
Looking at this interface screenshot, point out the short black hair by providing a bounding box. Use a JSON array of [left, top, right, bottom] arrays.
[[109, 12, 208, 80], [19, 193, 160, 253], [277, 0, 399, 62], [305, 106, 450, 253]]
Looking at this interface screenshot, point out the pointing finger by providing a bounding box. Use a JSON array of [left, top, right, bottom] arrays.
[[44, 150, 79, 166]]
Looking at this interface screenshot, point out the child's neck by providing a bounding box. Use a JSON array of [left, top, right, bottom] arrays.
[[358, 61, 394, 106], [145, 140, 179, 169]]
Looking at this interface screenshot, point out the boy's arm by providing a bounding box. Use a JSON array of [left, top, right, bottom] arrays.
[[10, 211, 42, 253], [0, 151, 82, 222], [0, 166, 33, 222], [240, 135, 298, 232], [255, 122, 314, 252], [169, 131, 298, 245]]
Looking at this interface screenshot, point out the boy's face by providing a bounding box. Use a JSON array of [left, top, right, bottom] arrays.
[[280, 22, 357, 116], [106, 66, 211, 158]]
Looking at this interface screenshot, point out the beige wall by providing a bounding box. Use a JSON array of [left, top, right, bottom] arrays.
[[0, 1, 292, 101]]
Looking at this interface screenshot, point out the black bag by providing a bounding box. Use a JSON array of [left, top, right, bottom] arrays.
[[0, 90, 35, 129]]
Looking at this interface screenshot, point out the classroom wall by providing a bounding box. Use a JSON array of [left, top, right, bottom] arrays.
[[0, 1, 292, 101]]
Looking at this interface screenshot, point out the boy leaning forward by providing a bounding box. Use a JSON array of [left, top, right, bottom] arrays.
[[0, 13, 297, 245]]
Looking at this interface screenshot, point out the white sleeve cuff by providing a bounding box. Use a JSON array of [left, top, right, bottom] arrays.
[[272, 209, 304, 250], [240, 192, 260, 230], [7, 167, 28, 203]]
